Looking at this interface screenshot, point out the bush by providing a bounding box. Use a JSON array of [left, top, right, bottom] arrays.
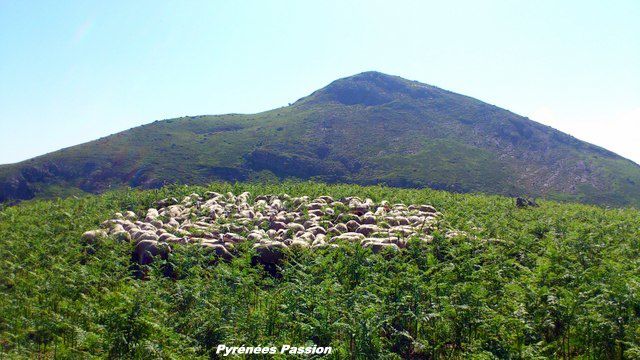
[[1, 181, 639, 358]]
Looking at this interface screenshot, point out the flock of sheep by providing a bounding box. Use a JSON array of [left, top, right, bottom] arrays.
[[82, 191, 452, 266]]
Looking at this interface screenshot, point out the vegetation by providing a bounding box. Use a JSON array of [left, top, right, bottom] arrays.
[[2, 181, 640, 358], [2, 72, 640, 207]]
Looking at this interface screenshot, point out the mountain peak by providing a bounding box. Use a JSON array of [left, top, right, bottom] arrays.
[[1, 72, 639, 207], [299, 71, 441, 106], [343, 71, 406, 83]]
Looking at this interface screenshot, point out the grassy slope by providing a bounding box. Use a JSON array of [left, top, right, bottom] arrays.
[[1, 182, 640, 358], [4, 105, 639, 207]]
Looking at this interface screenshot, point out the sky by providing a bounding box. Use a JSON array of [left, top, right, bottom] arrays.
[[0, 0, 639, 164]]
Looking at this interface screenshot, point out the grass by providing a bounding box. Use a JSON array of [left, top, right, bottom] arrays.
[[1, 181, 640, 358]]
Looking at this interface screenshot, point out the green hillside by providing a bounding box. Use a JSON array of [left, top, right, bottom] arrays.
[[2, 182, 640, 358], [1, 72, 639, 207]]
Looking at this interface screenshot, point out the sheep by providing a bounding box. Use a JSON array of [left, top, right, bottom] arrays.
[[84, 192, 450, 267], [133, 240, 171, 265], [145, 208, 159, 222], [365, 242, 399, 253], [82, 230, 107, 244]]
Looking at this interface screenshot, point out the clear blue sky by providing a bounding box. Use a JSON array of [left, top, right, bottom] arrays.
[[1, 0, 638, 164]]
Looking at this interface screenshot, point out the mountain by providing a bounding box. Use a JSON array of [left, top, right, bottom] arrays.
[[1, 71, 639, 206]]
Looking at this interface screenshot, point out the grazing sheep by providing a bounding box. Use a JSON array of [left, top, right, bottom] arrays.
[[331, 232, 365, 243], [356, 224, 379, 236], [82, 230, 108, 244], [253, 242, 288, 264], [84, 192, 454, 267], [223, 233, 243, 243], [145, 208, 159, 222], [289, 239, 311, 249], [307, 202, 324, 210], [307, 226, 327, 236], [124, 211, 137, 221], [287, 223, 305, 233], [346, 220, 360, 232], [201, 243, 233, 260], [112, 231, 132, 242], [133, 240, 171, 265], [364, 242, 400, 253]]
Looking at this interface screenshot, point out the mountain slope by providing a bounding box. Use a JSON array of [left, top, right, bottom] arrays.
[[1, 71, 639, 206]]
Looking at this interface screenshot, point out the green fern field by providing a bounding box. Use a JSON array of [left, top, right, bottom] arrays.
[[2, 182, 640, 359]]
